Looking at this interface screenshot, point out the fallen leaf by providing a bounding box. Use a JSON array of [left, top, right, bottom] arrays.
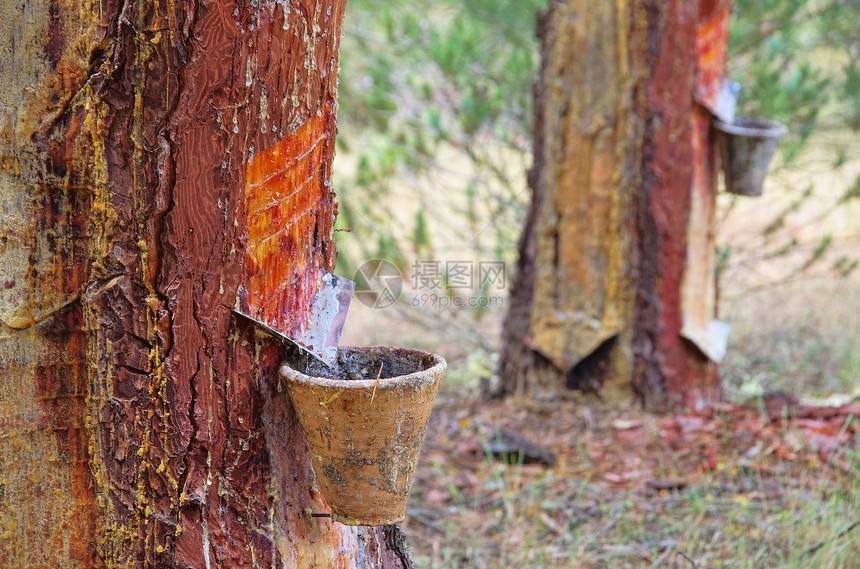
[[796, 418, 839, 436], [784, 431, 804, 453], [743, 442, 762, 459], [701, 456, 719, 472], [700, 446, 720, 457], [775, 445, 796, 461], [611, 418, 643, 431], [424, 488, 450, 505], [621, 469, 649, 481], [676, 415, 706, 433], [615, 428, 644, 443]]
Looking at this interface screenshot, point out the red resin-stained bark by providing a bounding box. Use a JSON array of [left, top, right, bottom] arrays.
[[695, 0, 731, 112], [241, 108, 336, 339], [640, 0, 705, 406], [634, 0, 726, 408]]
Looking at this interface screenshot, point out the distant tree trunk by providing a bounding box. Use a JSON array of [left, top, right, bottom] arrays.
[[500, 0, 729, 410], [0, 1, 411, 567]]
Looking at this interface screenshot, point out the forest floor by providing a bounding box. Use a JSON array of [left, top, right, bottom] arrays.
[[401, 391, 859, 568]]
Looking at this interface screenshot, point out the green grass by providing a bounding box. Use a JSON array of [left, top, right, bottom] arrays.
[[407, 448, 859, 568]]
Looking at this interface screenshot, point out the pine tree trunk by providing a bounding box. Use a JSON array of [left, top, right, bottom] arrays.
[[0, 1, 412, 567], [500, 0, 728, 409]]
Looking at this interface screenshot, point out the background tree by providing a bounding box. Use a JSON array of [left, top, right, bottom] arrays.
[[497, 0, 729, 408], [0, 1, 410, 567]]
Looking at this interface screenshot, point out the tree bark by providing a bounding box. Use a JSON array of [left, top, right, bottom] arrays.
[[0, 1, 412, 567], [500, 0, 727, 409]]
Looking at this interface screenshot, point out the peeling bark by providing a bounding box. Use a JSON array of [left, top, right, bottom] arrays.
[[500, 0, 639, 401], [500, 0, 727, 409], [1, 1, 412, 567]]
